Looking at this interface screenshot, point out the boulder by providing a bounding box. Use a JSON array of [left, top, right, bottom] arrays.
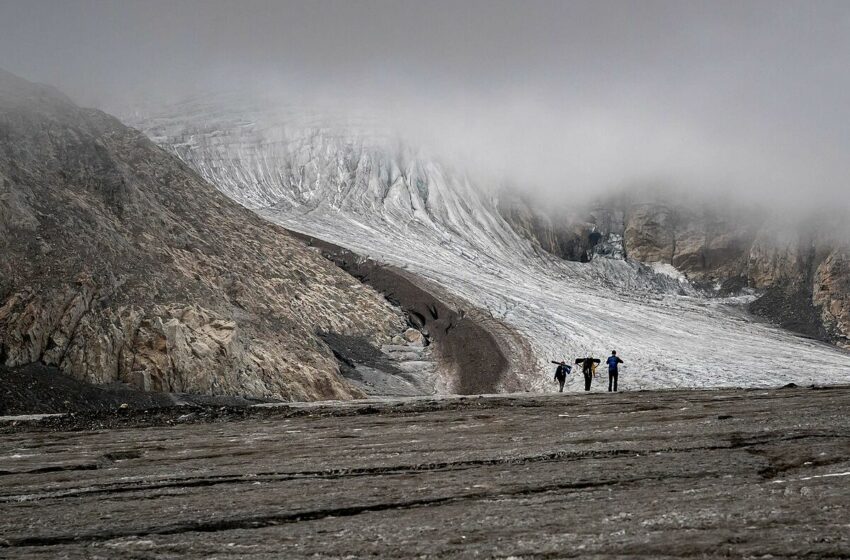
[[403, 328, 424, 346]]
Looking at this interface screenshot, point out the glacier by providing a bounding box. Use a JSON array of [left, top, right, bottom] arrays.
[[130, 96, 850, 392]]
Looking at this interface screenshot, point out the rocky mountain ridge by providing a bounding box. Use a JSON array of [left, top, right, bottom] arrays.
[[0, 70, 412, 401]]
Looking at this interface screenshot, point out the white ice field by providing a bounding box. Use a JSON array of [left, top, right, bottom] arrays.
[[133, 98, 850, 392]]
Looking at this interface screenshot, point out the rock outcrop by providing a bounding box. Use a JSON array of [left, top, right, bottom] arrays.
[[495, 194, 599, 262], [498, 191, 850, 348], [620, 201, 759, 290], [0, 69, 408, 400], [813, 248, 850, 347]]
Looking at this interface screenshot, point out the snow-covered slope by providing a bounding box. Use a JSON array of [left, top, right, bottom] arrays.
[[131, 96, 850, 392]]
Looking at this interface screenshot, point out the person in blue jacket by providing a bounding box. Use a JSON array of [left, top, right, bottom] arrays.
[[606, 350, 624, 392]]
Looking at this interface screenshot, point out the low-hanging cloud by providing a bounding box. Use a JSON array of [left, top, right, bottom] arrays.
[[2, 0, 849, 212]]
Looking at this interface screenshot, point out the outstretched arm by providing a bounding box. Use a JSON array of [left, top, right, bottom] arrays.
[[574, 358, 583, 365], [617, 357, 624, 364], [593, 358, 601, 364]]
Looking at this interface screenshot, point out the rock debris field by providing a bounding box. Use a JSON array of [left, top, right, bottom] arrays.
[[2, 386, 850, 558]]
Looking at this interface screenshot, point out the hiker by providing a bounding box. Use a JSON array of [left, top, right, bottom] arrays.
[[550, 360, 572, 392], [574, 356, 601, 391], [606, 350, 624, 392]]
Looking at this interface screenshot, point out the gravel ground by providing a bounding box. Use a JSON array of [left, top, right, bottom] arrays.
[[1, 385, 849, 558], [0, 364, 275, 416]]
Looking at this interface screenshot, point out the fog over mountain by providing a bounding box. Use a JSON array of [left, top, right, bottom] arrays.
[[5, 6, 850, 552], [1, 0, 849, 213]]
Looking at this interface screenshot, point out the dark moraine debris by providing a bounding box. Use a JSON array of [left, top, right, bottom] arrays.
[[0, 363, 171, 415], [291, 232, 511, 394], [0, 363, 273, 416]]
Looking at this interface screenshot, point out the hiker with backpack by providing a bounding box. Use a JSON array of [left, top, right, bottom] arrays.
[[550, 360, 572, 392], [574, 355, 601, 391], [606, 350, 624, 392]]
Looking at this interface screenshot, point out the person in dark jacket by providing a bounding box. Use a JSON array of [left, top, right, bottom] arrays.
[[550, 360, 572, 392], [606, 350, 624, 392], [575, 356, 601, 391]]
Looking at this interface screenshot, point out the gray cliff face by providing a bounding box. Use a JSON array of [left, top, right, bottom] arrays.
[[813, 248, 850, 347], [498, 194, 758, 288], [495, 193, 599, 263], [498, 194, 850, 347], [0, 70, 407, 400], [620, 201, 759, 291]]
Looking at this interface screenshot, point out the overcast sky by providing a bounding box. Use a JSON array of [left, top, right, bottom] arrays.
[[1, 0, 849, 209]]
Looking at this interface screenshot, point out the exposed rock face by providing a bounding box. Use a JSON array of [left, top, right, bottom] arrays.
[[495, 194, 599, 262], [0, 70, 407, 400], [621, 201, 758, 290], [498, 192, 850, 347], [622, 203, 676, 264], [813, 248, 850, 347], [497, 195, 757, 288]]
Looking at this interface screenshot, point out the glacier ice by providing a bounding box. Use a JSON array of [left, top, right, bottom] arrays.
[[130, 97, 850, 392]]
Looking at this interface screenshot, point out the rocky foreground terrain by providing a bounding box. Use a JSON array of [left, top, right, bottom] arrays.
[[1, 385, 849, 558], [0, 69, 419, 401]]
